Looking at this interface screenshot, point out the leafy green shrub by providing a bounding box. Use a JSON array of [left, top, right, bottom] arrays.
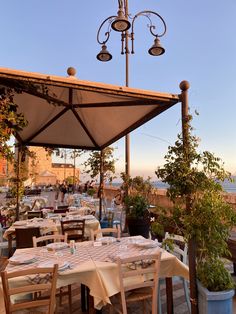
[[87, 188, 96, 197], [197, 259, 235, 292], [153, 114, 236, 292], [124, 194, 149, 219]]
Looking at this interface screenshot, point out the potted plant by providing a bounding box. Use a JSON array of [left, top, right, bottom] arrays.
[[121, 174, 152, 238], [124, 194, 150, 238], [87, 187, 96, 197], [152, 114, 236, 313]]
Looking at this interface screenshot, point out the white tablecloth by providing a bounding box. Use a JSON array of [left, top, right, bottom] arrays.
[[3, 236, 189, 310], [3, 216, 100, 240]]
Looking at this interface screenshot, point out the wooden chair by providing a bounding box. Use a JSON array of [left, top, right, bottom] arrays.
[[61, 219, 85, 242], [57, 205, 69, 210], [54, 206, 69, 214], [91, 225, 120, 241], [32, 234, 72, 313], [15, 227, 40, 249], [27, 211, 43, 219], [159, 233, 190, 313], [0, 213, 7, 228], [110, 252, 162, 314], [1, 264, 58, 314], [61, 219, 87, 311], [32, 234, 68, 247], [53, 209, 68, 215], [0, 256, 8, 272]]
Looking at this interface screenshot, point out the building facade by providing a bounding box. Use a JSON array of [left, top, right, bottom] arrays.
[[0, 157, 7, 184], [51, 163, 80, 184], [27, 147, 80, 186]]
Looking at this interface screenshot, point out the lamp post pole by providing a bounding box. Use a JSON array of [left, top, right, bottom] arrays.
[[124, 0, 130, 177], [96, 0, 166, 179]]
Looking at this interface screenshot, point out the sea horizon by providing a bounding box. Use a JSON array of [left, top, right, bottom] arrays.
[[110, 176, 236, 194]]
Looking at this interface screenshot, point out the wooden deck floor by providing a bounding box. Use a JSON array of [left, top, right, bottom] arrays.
[[1, 279, 236, 313], [0, 280, 192, 314]]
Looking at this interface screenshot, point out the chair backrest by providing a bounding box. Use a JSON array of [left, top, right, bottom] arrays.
[[0, 214, 7, 228], [54, 208, 69, 214], [61, 219, 85, 242], [27, 211, 42, 219], [117, 252, 162, 314], [91, 225, 121, 241], [15, 227, 40, 249], [31, 198, 46, 210], [0, 256, 8, 272], [33, 234, 68, 247], [164, 233, 188, 264], [1, 264, 58, 314]]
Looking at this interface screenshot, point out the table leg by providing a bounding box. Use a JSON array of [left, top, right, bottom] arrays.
[[166, 277, 173, 314], [8, 234, 13, 258], [233, 262, 236, 275], [81, 284, 88, 312], [88, 295, 102, 314]]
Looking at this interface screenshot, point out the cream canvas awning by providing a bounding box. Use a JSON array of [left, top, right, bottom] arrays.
[[0, 67, 180, 150]]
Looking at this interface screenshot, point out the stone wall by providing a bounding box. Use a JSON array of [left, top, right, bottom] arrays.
[[103, 185, 236, 211]]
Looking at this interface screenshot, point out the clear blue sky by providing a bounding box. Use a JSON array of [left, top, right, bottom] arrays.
[[1, 0, 236, 181]]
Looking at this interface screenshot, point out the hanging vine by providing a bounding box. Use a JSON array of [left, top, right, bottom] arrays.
[[0, 87, 28, 160]]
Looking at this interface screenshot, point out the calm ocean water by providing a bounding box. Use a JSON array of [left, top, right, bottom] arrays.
[[112, 176, 236, 194]]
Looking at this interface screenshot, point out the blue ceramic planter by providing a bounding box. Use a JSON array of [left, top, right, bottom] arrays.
[[197, 281, 234, 314], [100, 219, 109, 228]]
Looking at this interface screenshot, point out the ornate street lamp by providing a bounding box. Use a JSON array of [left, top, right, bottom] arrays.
[[96, 0, 167, 177]]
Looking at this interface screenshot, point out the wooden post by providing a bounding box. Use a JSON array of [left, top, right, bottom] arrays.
[[73, 150, 76, 193], [15, 146, 21, 221], [99, 150, 104, 221], [180, 80, 198, 314]]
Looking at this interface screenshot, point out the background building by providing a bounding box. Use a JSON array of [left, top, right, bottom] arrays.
[[51, 163, 80, 184], [0, 157, 7, 185], [27, 147, 80, 186]]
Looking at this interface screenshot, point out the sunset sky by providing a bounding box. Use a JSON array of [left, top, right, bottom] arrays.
[[1, 0, 236, 181]]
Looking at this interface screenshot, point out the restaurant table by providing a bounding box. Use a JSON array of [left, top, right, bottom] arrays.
[[67, 194, 100, 208], [21, 195, 48, 207], [3, 216, 100, 257], [2, 236, 189, 313]]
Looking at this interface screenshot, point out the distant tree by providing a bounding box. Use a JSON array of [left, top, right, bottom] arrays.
[[54, 148, 84, 163], [54, 148, 83, 190], [83, 147, 117, 183]]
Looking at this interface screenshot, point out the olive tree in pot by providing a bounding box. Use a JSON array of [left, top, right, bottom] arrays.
[[152, 114, 236, 314], [121, 174, 152, 238]]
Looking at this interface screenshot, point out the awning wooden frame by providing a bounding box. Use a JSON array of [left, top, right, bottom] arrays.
[[0, 67, 181, 150]]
